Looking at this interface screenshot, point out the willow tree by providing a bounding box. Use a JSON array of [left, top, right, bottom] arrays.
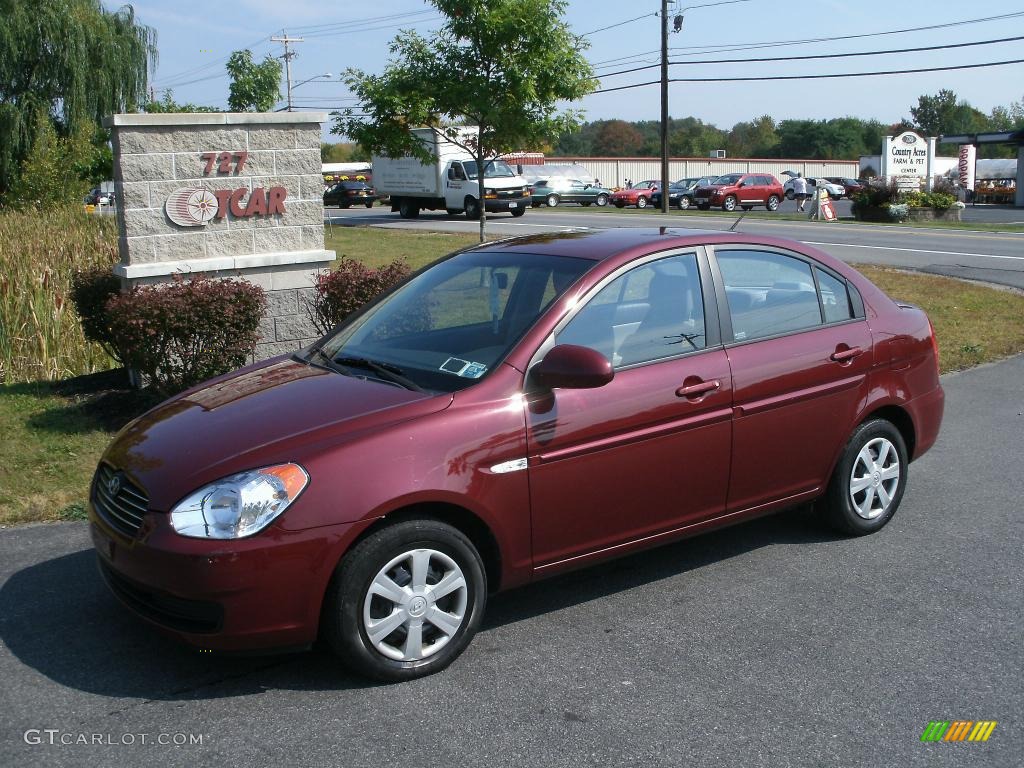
[[338, 0, 596, 242], [0, 0, 156, 200]]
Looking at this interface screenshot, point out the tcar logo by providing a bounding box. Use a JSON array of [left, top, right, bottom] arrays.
[[166, 188, 219, 227], [165, 186, 288, 227]]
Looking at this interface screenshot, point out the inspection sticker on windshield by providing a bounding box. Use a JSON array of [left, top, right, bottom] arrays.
[[440, 358, 488, 378]]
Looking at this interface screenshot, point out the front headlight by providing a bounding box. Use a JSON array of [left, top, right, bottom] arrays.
[[170, 463, 309, 539]]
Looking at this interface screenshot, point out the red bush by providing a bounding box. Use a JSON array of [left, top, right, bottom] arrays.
[[308, 257, 412, 335], [105, 275, 266, 395], [71, 266, 125, 364]]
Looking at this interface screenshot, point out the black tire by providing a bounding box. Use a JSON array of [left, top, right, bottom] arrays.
[[398, 199, 420, 219], [595, 193, 609, 207], [510, 206, 526, 217], [546, 194, 559, 208], [722, 195, 737, 212], [820, 419, 908, 536], [766, 195, 780, 212], [785, 189, 795, 200], [323, 518, 487, 682], [677, 196, 689, 210], [339, 201, 351, 210], [464, 197, 481, 220], [636, 196, 648, 209], [365, 201, 374, 208]]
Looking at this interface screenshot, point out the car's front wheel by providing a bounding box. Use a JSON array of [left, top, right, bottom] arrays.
[[820, 419, 908, 536], [636, 196, 648, 209], [510, 206, 526, 217], [677, 196, 690, 210], [722, 195, 737, 212], [323, 519, 487, 682], [546, 194, 559, 207]]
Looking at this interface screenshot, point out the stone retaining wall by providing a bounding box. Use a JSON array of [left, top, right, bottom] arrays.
[[103, 112, 334, 360]]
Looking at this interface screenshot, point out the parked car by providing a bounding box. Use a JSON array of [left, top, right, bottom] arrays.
[[693, 173, 784, 211], [90, 228, 943, 681], [783, 177, 846, 201], [324, 181, 378, 208], [530, 178, 612, 207], [651, 177, 719, 210], [823, 177, 865, 198], [610, 180, 659, 208]]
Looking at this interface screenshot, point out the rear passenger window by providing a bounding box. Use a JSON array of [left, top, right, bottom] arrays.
[[815, 268, 854, 323], [718, 250, 823, 341], [556, 253, 705, 368]]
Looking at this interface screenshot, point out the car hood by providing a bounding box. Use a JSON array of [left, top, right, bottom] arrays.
[[102, 357, 452, 511]]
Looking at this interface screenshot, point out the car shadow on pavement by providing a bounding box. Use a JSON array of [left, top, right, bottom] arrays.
[[0, 508, 840, 699]]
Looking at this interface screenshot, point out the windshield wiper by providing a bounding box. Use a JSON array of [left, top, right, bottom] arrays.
[[304, 346, 352, 376], [334, 356, 427, 393]]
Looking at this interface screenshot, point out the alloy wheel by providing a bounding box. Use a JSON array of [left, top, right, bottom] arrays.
[[848, 437, 901, 519]]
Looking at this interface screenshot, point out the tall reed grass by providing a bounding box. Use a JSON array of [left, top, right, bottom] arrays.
[[0, 207, 119, 383]]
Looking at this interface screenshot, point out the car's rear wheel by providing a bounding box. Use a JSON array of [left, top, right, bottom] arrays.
[[510, 206, 526, 217], [722, 195, 737, 212], [595, 193, 609, 207], [785, 189, 795, 200], [820, 419, 908, 536], [636, 196, 648, 209], [677, 196, 689, 210], [323, 519, 487, 682], [464, 197, 481, 220], [546, 194, 559, 208], [766, 195, 780, 211], [365, 201, 374, 208]]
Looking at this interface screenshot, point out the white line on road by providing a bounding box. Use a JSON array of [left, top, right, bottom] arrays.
[[801, 240, 1024, 261]]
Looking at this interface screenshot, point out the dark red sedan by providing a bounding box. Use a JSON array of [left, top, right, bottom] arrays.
[[90, 229, 944, 681]]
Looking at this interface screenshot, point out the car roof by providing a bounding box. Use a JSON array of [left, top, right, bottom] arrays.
[[470, 227, 806, 262]]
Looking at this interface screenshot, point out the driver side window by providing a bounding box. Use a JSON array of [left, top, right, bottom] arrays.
[[555, 253, 706, 368]]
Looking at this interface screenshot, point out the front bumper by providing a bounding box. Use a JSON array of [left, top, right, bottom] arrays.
[[90, 503, 370, 652], [484, 196, 528, 213]]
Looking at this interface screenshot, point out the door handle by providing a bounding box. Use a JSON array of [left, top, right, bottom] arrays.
[[676, 379, 721, 398], [830, 346, 863, 363]]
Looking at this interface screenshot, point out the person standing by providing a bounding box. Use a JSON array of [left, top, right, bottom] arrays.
[[793, 173, 809, 212]]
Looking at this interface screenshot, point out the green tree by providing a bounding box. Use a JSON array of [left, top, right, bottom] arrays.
[[0, 0, 156, 201], [909, 89, 989, 138], [338, 0, 596, 241], [226, 50, 282, 112], [7, 115, 93, 207], [144, 90, 220, 114]]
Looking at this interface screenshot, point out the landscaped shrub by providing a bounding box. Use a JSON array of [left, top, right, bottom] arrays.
[[105, 276, 266, 396], [307, 257, 412, 334], [70, 266, 124, 364]]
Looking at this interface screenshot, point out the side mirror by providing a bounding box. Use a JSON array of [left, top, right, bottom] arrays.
[[531, 345, 614, 390]]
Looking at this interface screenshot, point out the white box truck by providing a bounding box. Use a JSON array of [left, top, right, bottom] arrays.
[[372, 127, 530, 219]]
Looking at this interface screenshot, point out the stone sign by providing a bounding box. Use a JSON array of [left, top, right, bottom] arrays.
[[103, 112, 335, 360]]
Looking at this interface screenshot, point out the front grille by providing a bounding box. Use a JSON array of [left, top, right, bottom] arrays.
[[92, 463, 149, 537], [98, 559, 223, 634]]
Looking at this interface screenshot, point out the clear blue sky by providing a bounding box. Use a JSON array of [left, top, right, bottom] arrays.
[[136, 0, 1024, 137]]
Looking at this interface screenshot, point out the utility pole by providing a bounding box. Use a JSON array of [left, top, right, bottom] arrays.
[[271, 32, 304, 112], [660, 0, 670, 214]]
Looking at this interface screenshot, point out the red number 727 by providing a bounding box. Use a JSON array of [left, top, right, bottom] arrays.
[[200, 151, 249, 175]]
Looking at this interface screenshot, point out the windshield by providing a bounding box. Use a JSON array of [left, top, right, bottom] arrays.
[[714, 174, 742, 185], [463, 159, 516, 179], [315, 251, 592, 393]]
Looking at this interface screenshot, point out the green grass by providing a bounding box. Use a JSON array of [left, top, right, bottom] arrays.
[[2, 225, 1023, 527]]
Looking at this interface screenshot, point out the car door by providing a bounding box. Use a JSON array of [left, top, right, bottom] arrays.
[[710, 247, 874, 513], [525, 250, 733, 570]]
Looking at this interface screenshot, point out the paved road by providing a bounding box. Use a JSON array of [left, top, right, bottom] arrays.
[[327, 204, 1024, 290], [2, 355, 1021, 767]]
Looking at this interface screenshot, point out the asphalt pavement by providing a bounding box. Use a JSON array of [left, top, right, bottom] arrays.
[[1, 353, 1021, 767], [326, 202, 1024, 291]]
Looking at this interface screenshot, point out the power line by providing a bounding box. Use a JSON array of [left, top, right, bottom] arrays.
[[580, 13, 658, 37], [595, 34, 1024, 80], [593, 57, 1024, 93]]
